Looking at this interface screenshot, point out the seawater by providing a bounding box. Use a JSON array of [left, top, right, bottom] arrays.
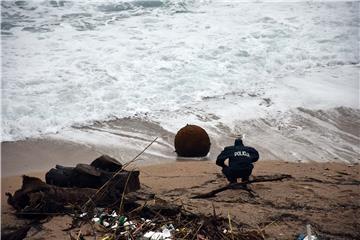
[[1, 0, 359, 162]]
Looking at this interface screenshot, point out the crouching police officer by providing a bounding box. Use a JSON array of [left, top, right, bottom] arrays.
[[216, 137, 259, 183]]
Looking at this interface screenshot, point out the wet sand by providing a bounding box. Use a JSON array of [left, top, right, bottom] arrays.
[[1, 138, 360, 239], [1, 138, 99, 177]]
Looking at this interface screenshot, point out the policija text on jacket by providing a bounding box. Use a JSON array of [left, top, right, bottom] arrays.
[[216, 139, 259, 183]]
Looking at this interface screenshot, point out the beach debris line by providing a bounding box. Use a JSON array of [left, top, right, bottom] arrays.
[[191, 174, 293, 199], [74, 201, 264, 240], [174, 124, 211, 157], [89, 208, 176, 240]]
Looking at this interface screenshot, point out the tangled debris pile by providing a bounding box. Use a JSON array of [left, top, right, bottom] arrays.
[[87, 208, 178, 239], [73, 200, 263, 240]]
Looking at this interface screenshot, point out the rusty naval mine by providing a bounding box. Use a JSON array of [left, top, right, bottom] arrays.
[[174, 124, 211, 157]]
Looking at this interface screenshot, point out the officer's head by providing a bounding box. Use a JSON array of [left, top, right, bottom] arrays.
[[234, 138, 243, 146]]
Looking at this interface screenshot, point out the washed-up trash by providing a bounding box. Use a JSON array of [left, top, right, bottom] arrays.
[[297, 224, 318, 240], [297, 234, 318, 240], [119, 215, 127, 225], [303, 236, 317, 240], [100, 235, 115, 240], [161, 229, 171, 238], [163, 224, 175, 232], [90, 208, 176, 239], [143, 224, 175, 240], [124, 221, 136, 231], [143, 231, 171, 240], [91, 209, 128, 231], [143, 231, 156, 238], [111, 222, 118, 230], [103, 221, 110, 227]]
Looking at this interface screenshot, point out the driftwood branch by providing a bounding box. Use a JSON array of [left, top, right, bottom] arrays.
[[191, 174, 292, 199]]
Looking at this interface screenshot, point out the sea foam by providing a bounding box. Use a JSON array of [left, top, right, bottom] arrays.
[[1, 1, 359, 162]]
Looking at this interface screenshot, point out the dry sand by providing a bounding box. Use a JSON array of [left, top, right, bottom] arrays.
[[140, 161, 360, 239], [1, 139, 360, 239]]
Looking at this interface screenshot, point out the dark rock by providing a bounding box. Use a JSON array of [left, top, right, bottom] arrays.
[[45, 155, 123, 189], [7, 174, 141, 215], [174, 124, 211, 157], [1, 226, 31, 240], [46, 165, 140, 191], [90, 155, 122, 172], [45, 167, 74, 187], [75, 163, 101, 177]]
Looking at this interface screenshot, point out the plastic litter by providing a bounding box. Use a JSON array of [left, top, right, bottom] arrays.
[[124, 221, 136, 230], [150, 232, 161, 240], [111, 210, 118, 217], [143, 231, 155, 239], [89, 208, 177, 239], [111, 222, 118, 230], [297, 224, 318, 240], [91, 208, 129, 231], [162, 228, 171, 238], [142, 224, 175, 240], [297, 234, 318, 240], [303, 236, 317, 240], [119, 216, 127, 225]]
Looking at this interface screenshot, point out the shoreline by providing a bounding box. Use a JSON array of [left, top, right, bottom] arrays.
[[2, 126, 359, 178]]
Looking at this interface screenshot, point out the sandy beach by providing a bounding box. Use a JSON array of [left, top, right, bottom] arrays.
[[1, 139, 359, 239], [2, 1, 359, 239]]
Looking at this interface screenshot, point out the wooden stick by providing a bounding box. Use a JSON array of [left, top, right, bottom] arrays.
[[228, 211, 234, 240], [190, 222, 204, 240], [212, 202, 217, 219], [82, 137, 158, 211], [122, 137, 159, 170], [191, 174, 292, 199], [119, 170, 133, 215]]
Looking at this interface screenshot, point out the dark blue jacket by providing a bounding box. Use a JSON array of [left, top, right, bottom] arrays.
[[216, 139, 259, 170]]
